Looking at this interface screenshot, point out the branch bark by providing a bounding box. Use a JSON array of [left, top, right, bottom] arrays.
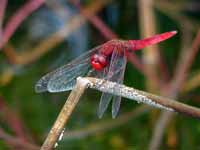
[[41, 76, 200, 149], [149, 29, 200, 150], [85, 77, 200, 119], [40, 77, 89, 150]]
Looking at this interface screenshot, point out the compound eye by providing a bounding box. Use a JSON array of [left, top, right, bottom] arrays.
[[90, 54, 107, 71], [91, 61, 104, 70], [98, 55, 107, 67]]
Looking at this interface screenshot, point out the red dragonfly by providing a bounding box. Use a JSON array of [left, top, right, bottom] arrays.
[[35, 31, 177, 118]]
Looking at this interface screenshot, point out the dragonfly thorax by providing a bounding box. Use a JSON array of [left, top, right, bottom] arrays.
[[90, 53, 108, 71]]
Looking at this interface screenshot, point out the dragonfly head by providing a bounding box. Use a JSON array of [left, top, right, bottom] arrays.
[[90, 54, 107, 71]]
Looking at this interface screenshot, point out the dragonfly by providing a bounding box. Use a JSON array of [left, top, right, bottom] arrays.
[[35, 31, 177, 118]]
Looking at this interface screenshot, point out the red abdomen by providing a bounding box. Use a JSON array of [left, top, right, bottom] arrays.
[[128, 31, 177, 51]]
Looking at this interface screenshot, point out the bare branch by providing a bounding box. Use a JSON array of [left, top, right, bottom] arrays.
[[41, 75, 200, 149], [85, 77, 200, 119], [40, 77, 90, 150], [149, 29, 200, 150]]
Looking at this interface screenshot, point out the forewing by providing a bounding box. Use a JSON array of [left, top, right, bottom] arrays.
[[48, 62, 90, 92], [97, 48, 127, 118], [35, 45, 101, 93]]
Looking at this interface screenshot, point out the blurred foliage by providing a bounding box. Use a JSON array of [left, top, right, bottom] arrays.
[[0, 0, 200, 149]]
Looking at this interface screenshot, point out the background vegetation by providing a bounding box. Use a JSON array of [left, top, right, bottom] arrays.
[[0, 0, 200, 149]]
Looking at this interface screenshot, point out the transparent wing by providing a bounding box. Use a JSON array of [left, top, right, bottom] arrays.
[[97, 67, 111, 118], [111, 56, 126, 118], [35, 45, 101, 93], [97, 48, 127, 118], [112, 96, 122, 118], [48, 62, 90, 92]]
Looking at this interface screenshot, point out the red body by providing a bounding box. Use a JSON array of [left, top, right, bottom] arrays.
[[90, 31, 177, 70]]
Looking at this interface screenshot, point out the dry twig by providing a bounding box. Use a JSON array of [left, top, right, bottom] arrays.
[[86, 77, 200, 118], [149, 29, 200, 150], [41, 76, 200, 149], [40, 78, 89, 150]]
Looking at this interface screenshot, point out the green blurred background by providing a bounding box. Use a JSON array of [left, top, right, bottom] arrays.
[[0, 0, 200, 149]]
